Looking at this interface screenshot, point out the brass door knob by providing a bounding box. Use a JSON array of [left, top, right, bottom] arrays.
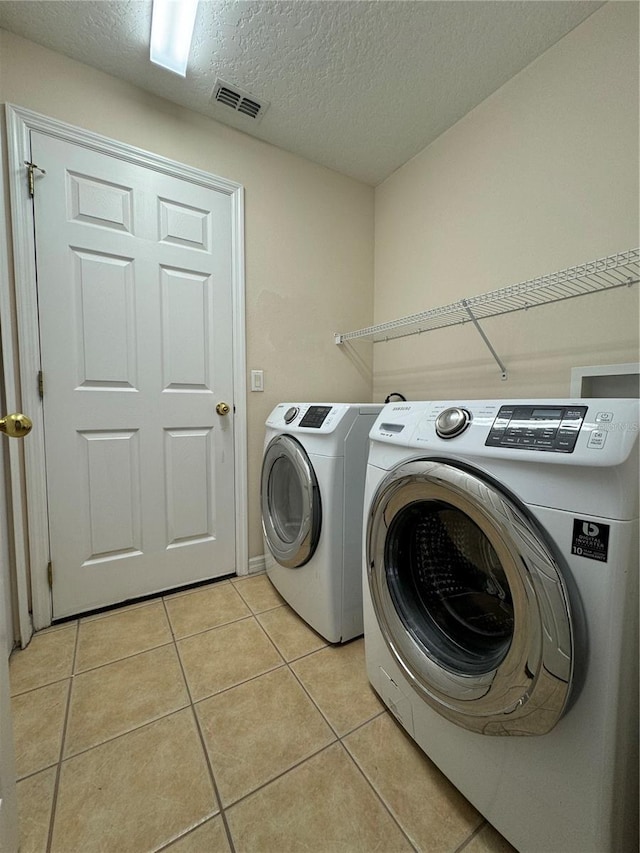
[[216, 402, 231, 416], [0, 413, 33, 438]]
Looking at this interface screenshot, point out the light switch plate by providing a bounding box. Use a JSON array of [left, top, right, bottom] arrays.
[[251, 369, 264, 392]]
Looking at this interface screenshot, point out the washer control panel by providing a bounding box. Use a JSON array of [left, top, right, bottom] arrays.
[[485, 405, 588, 452]]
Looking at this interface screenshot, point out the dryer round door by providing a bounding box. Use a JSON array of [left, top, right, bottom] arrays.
[[367, 460, 574, 735], [261, 435, 322, 569]]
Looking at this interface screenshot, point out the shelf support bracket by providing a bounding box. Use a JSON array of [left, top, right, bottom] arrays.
[[461, 300, 508, 380]]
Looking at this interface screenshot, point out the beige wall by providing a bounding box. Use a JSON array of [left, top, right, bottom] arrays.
[[0, 30, 375, 561], [1, 2, 638, 571], [373, 2, 639, 402]]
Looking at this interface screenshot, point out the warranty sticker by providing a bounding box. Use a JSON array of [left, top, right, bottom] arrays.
[[571, 519, 610, 562]]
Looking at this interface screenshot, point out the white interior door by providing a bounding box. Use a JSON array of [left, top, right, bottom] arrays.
[[31, 132, 237, 618]]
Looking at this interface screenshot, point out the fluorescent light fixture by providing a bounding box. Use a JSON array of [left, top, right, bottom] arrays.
[[150, 0, 199, 76]]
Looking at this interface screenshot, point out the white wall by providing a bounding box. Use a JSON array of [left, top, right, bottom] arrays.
[[0, 30, 375, 561], [373, 2, 639, 402]]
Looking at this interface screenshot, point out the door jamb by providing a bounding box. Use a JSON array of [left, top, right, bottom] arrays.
[[4, 103, 248, 629], [0, 121, 32, 647]]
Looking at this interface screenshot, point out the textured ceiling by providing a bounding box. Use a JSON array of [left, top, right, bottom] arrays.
[[0, 1, 604, 185]]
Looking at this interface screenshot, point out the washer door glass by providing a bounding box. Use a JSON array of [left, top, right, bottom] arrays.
[[261, 435, 322, 568], [386, 501, 514, 676], [367, 460, 573, 736]]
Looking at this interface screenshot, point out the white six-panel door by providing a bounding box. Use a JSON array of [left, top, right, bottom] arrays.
[[31, 132, 237, 618]]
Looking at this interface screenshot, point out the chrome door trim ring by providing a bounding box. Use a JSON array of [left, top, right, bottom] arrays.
[[367, 459, 574, 735], [261, 434, 321, 568]]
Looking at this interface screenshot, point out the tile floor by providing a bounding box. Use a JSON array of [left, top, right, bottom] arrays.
[[10, 573, 517, 853]]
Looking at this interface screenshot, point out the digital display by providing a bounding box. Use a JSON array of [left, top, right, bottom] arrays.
[[485, 405, 588, 453], [299, 405, 332, 428], [531, 408, 562, 419], [380, 423, 405, 433]]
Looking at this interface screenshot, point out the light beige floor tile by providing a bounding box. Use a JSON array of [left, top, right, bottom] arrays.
[[178, 617, 283, 701], [257, 605, 328, 661], [344, 713, 483, 852], [226, 742, 412, 853], [165, 581, 251, 639], [231, 573, 284, 613], [65, 644, 189, 756], [162, 817, 231, 852], [75, 600, 172, 672], [9, 624, 76, 695], [197, 667, 335, 805], [51, 709, 217, 853], [17, 766, 57, 853], [463, 822, 518, 853], [12, 680, 69, 778], [291, 639, 384, 735]]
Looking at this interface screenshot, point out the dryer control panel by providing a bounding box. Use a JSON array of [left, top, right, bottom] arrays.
[[299, 405, 332, 428], [485, 405, 588, 452]]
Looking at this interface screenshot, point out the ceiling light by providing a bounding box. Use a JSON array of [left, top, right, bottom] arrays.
[[150, 0, 199, 76]]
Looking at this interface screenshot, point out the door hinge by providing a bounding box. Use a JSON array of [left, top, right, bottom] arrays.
[[47, 561, 53, 588], [38, 370, 44, 399], [24, 161, 46, 198]]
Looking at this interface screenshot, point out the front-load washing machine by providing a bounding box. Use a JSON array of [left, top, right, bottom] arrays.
[[363, 399, 638, 853], [261, 402, 382, 643]]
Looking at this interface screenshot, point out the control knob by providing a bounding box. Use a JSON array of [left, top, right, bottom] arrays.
[[284, 406, 299, 424], [435, 407, 472, 439]]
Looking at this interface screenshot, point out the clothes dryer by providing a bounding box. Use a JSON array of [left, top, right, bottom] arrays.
[[363, 399, 639, 853], [262, 402, 381, 643]]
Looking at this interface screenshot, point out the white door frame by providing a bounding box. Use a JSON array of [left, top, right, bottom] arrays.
[[0, 123, 31, 648], [4, 103, 248, 630]]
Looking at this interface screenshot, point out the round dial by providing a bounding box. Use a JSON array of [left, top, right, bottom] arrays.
[[284, 406, 299, 424], [435, 407, 472, 439]]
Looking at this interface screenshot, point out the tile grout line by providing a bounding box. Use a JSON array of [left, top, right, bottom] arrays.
[[285, 657, 345, 741], [339, 738, 421, 853], [453, 819, 488, 853], [229, 576, 286, 617], [279, 639, 419, 850], [10, 674, 73, 699], [160, 595, 237, 853], [57, 705, 192, 764], [169, 613, 256, 645], [45, 618, 79, 853], [219, 740, 340, 812], [247, 620, 418, 845], [206, 714, 414, 845], [71, 638, 175, 677]]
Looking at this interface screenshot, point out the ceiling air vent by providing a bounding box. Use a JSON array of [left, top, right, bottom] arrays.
[[212, 79, 269, 123]]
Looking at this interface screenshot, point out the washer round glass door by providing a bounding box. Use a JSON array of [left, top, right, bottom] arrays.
[[367, 460, 573, 735], [261, 435, 322, 568]]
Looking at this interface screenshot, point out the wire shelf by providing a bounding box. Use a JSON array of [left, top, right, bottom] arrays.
[[335, 248, 639, 346]]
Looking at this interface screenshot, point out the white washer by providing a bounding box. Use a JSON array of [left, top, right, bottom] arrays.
[[261, 402, 382, 643], [363, 399, 639, 853]]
